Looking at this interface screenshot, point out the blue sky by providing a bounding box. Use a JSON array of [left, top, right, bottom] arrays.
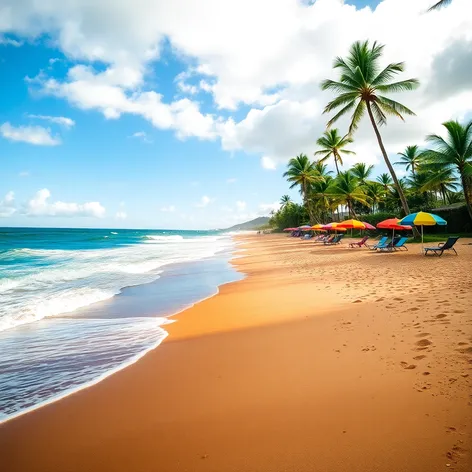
[[1, 0, 470, 229]]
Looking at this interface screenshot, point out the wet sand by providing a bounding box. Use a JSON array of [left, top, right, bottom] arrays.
[[1, 234, 471, 471]]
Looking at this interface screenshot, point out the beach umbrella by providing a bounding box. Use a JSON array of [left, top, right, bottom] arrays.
[[337, 219, 366, 230], [376, 218, 412, 245], [361, 221, 376, 231], [323, 223, 347, 233], [283, 228, 296, 231], [299, 225, 313, 231], [398, 211, 447, 252]]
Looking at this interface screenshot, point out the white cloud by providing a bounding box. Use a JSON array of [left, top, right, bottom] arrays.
[[226, 178, 237, 184], [194, 195, 213, 208], [0, 191, 16, 217], [160, 205, 176, 212], [130, 130, 152, 143], [0, 36, 23, 47], [1, 0, 471, 171], [115, 211, 127, 219], [27, 114, 75, 128], [236, 200, 246, 211], [0, 122, 61, 146], [259, 202, 280, 215], [26, 188, 105, 217]]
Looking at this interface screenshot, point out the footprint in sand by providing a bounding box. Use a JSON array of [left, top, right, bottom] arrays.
[[410, 307, 420, 312], [400, 361, 417, 370], [416, 332, 431, 337], [435, 314, 448, 319], [453, 309, 465, 314], [457, 346, 472, 355], [413, 355, 427, 360]]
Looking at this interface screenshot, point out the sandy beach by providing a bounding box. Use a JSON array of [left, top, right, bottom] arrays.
[[1, 234, 471, 472]]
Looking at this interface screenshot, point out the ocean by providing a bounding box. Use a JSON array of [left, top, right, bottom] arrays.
[[0, 227, 243, 422]]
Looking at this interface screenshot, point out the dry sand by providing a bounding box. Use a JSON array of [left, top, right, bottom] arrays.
[[1, 234, 471, 471]]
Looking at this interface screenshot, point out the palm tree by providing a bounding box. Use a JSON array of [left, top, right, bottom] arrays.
[[313, 160, 333, 178], [314, 129, 355, 175], [327, 171, 370, 218], [421, 167, 458, 204], [351, 162, 374, 187], [428, 0, 453, 11], [376, 173, 393, 192], [365, 182, 384, 213], [421, 120, 472, 220], [310, 176, 334, 222], [396, 145, 421, 176], [321, 40, 419, 220], [280, 195, 292, 209], [283, 154, 323, 223]]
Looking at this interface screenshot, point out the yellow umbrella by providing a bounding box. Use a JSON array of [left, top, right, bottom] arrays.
[[311, 224, 325, 230], [337, 219, 366, 230]]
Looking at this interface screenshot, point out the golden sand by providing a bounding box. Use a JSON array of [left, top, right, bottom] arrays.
[[1, 234, 471, 471]]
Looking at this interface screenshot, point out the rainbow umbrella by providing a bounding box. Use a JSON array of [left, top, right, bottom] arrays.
[[398, 211, 447, 252], [299, 225, 312, 231], [323, 223, 347, 233]]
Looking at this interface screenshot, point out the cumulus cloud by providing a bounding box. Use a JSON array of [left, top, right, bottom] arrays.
[[115, 211, 127, 219], [0, 191, 16, 217], [1, 0, 471, 170], [26, 189, 105, 217], [27, 114, 75, 128], [160, 205, 176, 212], [0, 122, 61, 145], [0, 36, 23, 47], [194, 195, 213, 208]]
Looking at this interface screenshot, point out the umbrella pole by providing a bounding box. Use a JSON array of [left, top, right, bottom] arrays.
[[421, 225, 424, 254]]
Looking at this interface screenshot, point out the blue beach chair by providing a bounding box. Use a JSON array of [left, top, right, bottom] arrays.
[[367, 236, 388, 250], [393, 237, 409, 251], [424, 237, 459, 256]]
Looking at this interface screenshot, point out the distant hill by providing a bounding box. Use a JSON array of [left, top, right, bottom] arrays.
[[224, 216, 270, 231]]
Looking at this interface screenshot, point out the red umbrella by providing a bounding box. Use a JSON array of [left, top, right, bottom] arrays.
[[376, 219, 412, 243], [283, 228, 296, 231], [361, 221, 376, 231]]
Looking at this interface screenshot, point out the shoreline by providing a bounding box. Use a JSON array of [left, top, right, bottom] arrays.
[[0, 241, 243, 424], [1, 234, 471, 471]]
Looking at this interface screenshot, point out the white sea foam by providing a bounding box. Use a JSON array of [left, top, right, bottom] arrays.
[[0, 233, 234, 333]]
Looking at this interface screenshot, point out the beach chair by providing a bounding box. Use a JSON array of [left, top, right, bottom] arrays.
[[325, 234, 343, 245], [349, 236, 369, 248], [424, 237, 459, 256], [315, 235, 334, 244], [393, 237, 408, 251], [367, 236, 388, 250]]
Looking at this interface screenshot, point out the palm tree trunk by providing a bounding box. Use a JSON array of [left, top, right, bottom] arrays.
[[460, 173, 472, 221], [366, 102, 419, 236], [333, 152, 340, 175]]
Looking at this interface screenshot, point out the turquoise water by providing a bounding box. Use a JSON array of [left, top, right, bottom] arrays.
[[0, 227, 242, 421]]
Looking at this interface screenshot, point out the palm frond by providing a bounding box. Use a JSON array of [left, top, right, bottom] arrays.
[[428, 0, 453, 12], [376, 95, 416, 118], [371, 62, 404, 86], [375, 78, 420, 93], [325, 100, 357, 128], [348, 99, 366, 134]]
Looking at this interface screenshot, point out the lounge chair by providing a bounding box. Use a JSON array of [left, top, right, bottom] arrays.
[[315, 235, 334, 244], [349, 236, 369, 248], [393, 237, 409, 251], [367, 236, 388, 250], [424, 237, 459, 256], [325, 234, 344, 245]]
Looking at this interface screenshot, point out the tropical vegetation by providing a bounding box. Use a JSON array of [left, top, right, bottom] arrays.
[[269, 39, 471, 235]]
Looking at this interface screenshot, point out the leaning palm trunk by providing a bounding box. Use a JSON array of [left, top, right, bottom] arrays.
[[366, 102, 419, 237]]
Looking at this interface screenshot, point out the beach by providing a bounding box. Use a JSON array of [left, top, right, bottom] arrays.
[[1, 233, 471, 471]]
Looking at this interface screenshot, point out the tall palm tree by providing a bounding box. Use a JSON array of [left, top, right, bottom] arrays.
[[327, 171, 370, 218], [421, 120, 472, 220], [396, 145, 421, 176], [321, 40, 419, 220], [313, 160, 333, 179], [376, 173, 393, 192], [314, 129, 355, 175], [310, 176, 334, 222], [350, 162, 374, 187], [428, 0, 453, 11], [283, 154, 323, 223], [280, 195, 292, 209]]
